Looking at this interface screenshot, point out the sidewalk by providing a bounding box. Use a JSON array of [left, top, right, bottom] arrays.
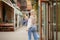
[[0, 26, 34, 40]]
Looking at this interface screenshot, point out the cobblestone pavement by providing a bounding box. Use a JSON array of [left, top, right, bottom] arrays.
[[0, 26, 34, 40]]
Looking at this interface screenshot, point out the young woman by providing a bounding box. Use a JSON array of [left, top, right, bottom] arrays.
[[27, 10, 39, 40]]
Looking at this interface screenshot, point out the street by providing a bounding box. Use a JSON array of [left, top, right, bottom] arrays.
[[0, 26, 34, 40]]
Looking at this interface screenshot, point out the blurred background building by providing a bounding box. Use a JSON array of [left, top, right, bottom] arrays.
[[0, 0, 23, 31]]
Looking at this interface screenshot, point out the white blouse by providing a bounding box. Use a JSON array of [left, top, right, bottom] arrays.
[[27, 16, 36, 29]]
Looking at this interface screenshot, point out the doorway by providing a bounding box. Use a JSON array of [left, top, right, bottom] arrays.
[[40, 0, 60, 40]]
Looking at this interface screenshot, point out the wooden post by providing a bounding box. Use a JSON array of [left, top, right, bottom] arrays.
[[40, 0, 42, 40], [56, 0, 58, 40]]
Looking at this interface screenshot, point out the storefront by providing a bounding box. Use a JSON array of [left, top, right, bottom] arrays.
[[0, 1, 22, 31], [14, 5, 23, 30], [39, 0, 60, 40]]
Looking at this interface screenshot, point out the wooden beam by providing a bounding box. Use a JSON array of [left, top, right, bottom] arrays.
[[56, 0, 58, 40], [40, 0, 42, 40]]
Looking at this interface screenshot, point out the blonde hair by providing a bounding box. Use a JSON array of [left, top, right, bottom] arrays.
[[30, 9, 37, 25], [30, 9, 36, 15], [30, 9, 35, 13]]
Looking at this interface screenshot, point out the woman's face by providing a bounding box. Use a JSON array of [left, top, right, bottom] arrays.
[[30, 10, 35, 16], [31, 12, 35, 16]]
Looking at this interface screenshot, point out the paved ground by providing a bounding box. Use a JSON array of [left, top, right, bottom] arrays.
[[0, 26, 60, 40], [0, 26, 34, 40]]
